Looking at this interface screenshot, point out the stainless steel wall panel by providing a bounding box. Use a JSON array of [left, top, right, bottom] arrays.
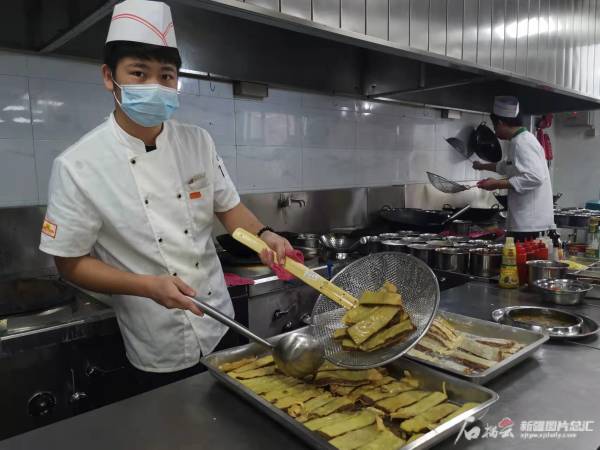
[[538, 0, 551, 83], [546, 0, 558, 84], [516, 0, 529, 74], [477, 0, 492, 66], [446, 0, 464, 59], [389, 0, 410, 45], [565, 0, 575, 89], [463, 0, 479, 62], [504, 0, 518, 72], [245, 0, 279, 11], [410, 0, 429, 50], [527, 0, 540, 78], [314, 0, 341, 28], [429, 0, 447, 54], [491, 0, 506, 68], [366, 0, 389, 39], [586, 0, 596, 95], [341, 0, 366, 34], [280, 0, 312, 20], [555, 0, 566, 87], [596, 0, 600, 96], [580, 0, 589, 93], [573, 0, 583, 91]]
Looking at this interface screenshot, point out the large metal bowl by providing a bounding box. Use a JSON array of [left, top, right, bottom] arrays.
[[533, 279, 593, 305]]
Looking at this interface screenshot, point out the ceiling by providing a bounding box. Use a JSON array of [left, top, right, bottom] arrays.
[[2, 0, 599, 114]]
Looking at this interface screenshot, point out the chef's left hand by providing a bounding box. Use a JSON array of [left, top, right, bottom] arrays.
[[477, 178, 501, 191], [259, 231, 294, 266]]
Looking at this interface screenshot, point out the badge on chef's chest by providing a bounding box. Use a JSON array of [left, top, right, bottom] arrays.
[[187, 173, 209, 200]]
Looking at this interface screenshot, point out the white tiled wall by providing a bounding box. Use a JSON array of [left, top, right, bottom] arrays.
[[0, 50, 488, 207]]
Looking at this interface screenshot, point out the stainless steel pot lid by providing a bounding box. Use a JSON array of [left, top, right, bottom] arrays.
[[491, 306, 600, 339]]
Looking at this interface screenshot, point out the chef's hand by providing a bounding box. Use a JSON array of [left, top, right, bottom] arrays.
[[145, 275, 204, 316], [477, 178, 501, 191], [472, 161, 485, 170], [259, 231, 294, 266]]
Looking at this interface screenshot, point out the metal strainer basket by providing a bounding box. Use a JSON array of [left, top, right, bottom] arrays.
[[427, 171, 474, 194], [310, 252, 440, 369]]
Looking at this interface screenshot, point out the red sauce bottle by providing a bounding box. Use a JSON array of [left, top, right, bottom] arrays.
[[516, 242, 527, 286]]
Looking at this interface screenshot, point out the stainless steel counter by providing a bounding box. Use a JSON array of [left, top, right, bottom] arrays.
[[2, 282, 600, 449]]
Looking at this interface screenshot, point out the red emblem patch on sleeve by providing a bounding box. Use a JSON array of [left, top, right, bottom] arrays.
[[41, 218, 57, 239]]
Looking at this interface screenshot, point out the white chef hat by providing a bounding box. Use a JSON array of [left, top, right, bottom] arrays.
[[106, 0, 177, 48], [493, 96, 520, 118]]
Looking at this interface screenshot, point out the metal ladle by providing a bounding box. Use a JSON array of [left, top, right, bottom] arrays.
[[189, 296, 324, 378]]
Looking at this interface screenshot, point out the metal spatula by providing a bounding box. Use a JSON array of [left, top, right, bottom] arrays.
[[427, 171, 475, 194]]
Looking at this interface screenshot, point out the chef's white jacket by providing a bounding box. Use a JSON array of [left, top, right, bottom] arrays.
[[40, 113, 240, 372], [496, 130, 555, 232]]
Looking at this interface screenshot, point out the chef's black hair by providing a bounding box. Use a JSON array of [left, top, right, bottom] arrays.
[[490, 113, 523, 127], [104, 41, 182, 75]]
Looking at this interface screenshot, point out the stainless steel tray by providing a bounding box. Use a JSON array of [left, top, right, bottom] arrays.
[[406, 311, 548, 384], [202, 330, 499, 450]]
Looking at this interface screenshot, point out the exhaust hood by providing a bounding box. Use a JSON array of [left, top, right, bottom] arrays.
[[1, 0, 599, 114]]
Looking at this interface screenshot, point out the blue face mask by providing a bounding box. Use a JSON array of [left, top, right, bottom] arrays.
[[112, 78, 179, 127]]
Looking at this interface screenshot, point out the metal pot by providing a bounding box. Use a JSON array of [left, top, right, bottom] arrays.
[[533, 279, 593, 305], [318, 247, 350, 261], [378, 232, 402, 240], [380, 240, 408, 252], [359, 236, 381, 255], [294, 233, 320, 248], [554, 213, 570, 227], [401, 236, 425, 245], [419, 233, 440, 241], [569, 214, 591, 228], [434, 247, 470, 273], [449, 220, 472, 235], [426, 240, 448, 248], [408, 244, 435, 265], [445, 236, 470, 244], [527, 260, 569, 287], [469, 248, 502, 277]]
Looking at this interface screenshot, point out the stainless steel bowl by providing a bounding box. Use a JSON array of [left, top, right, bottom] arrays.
[[533, 279, 593, 305], [527, 260, 569, 288]]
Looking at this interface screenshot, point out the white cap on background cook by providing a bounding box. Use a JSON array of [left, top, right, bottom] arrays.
[[493, 96, 520, 118], [106, 0, 177, 48]]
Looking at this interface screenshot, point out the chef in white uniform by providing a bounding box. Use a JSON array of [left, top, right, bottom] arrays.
[[473, 96, 555, 241], [39, 0, 291, 385]]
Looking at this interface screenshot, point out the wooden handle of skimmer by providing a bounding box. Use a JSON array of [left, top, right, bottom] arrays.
[[232, 228, 358, 310]]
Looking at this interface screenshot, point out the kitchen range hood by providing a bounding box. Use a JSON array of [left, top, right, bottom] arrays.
[[2, 0, 600, 114]]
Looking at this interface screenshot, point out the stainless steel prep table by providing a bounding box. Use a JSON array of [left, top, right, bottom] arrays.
[[2, 282, 600, 450]]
